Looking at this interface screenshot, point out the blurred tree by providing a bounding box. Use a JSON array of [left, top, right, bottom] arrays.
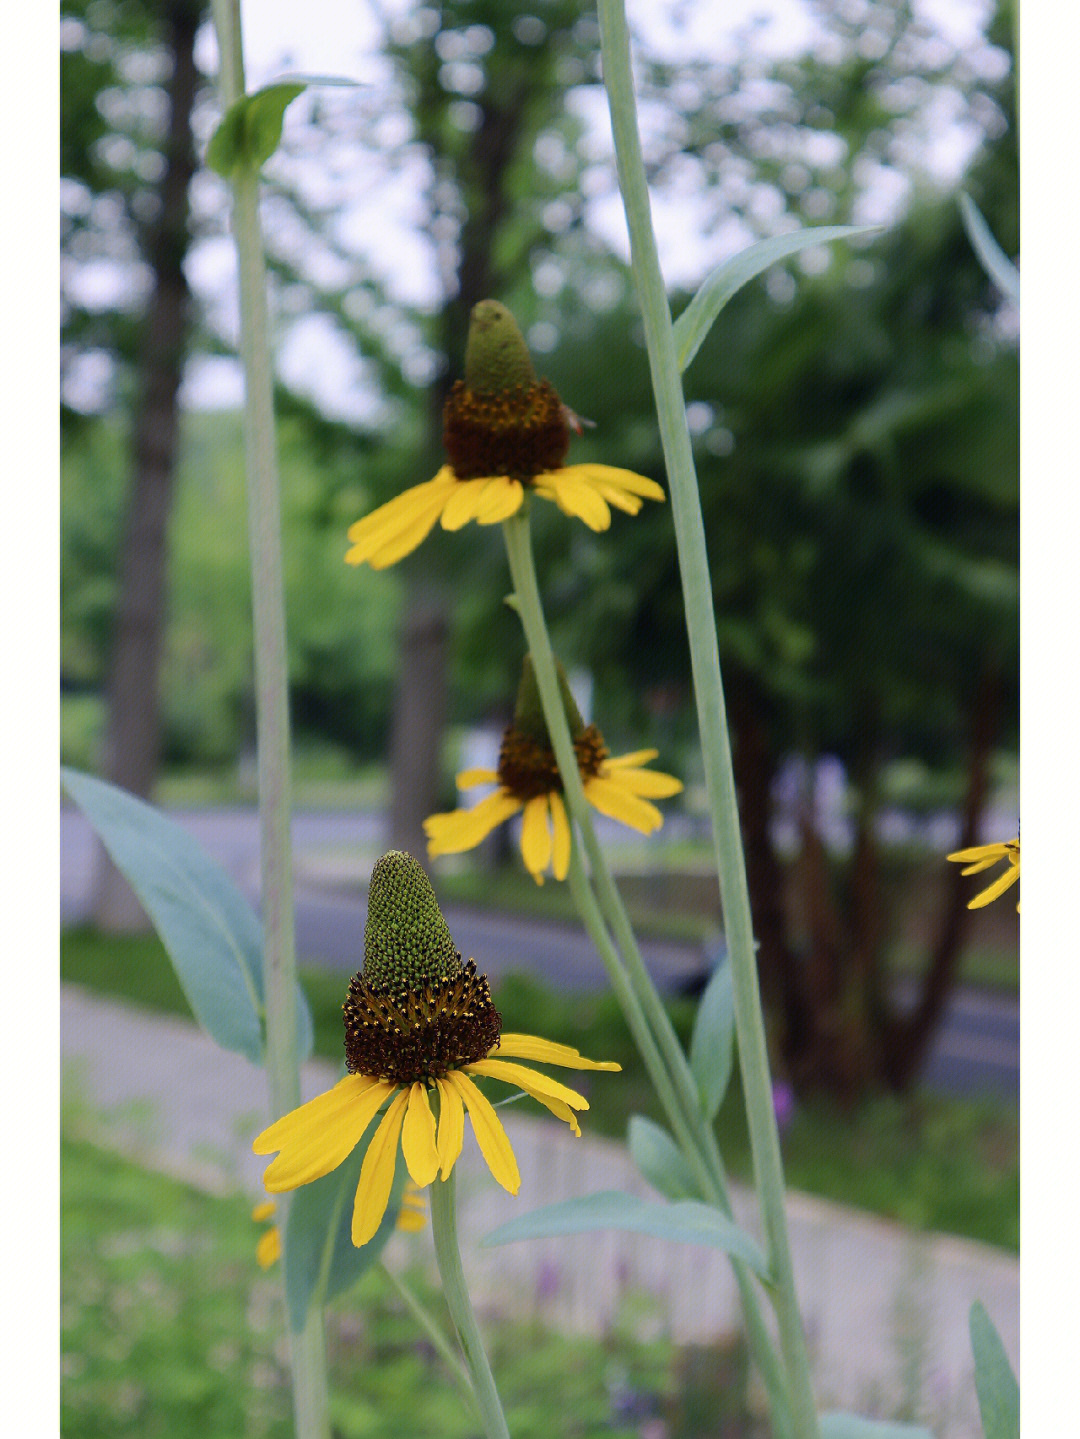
[[62, 0, 205, 929]]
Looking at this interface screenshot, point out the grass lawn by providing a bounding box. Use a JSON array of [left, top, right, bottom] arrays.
[[62, 929, 1018, 1252], [61, 1134, 757, 1439]]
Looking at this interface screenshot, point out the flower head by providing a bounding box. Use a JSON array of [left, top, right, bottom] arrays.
[[345, 301, 664, 570], [253, 852, 619, 1247], [947, 836, 1020, 911], [424, 656, 683, 884]]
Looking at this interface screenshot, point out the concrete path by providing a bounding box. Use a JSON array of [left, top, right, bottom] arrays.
[[62, 984, 1016, 1438]]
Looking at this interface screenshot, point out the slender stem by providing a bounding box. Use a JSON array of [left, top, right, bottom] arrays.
[[429, 1173, 511, 1439], [210, 4, 329, 1435], [503, 512, 791, 1437], [380, 1263, 476, 1405], [594, 2, 819, 1434]]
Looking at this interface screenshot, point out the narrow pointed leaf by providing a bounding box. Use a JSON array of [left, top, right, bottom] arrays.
[[820, 1416, 934, 1439], [483, 1190, 770, 1280], [628, 1115, 700, 1200], [959, 194, 1019, 306], [60, 767, 312, 1064], [673, 225, 878, 373], [283, 1126, 405, 1332], [969, 1301, 1019, 1439], [689, 957, 736, 1119]]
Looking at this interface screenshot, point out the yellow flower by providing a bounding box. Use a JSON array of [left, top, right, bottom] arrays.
[[425, 657, 682, 884], [253, 853, 619, 1248], [252, 1200, 282, 1269], [344, 301, 663, 570], [947, 836, 1020, 911], [397, 1181, 427, 1233]]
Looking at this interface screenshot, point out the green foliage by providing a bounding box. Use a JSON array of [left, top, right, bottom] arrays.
[[61, 768, 313, 1064], [627, 1115, 700, 1201], [969, 1301, 1019, 1439], [206, 83, 307, 176], [62, 1134, 693, 1438], [484, 1190, 771, 1280], [819, 1417, 933, 1439], [689, 959, 736, 1121]]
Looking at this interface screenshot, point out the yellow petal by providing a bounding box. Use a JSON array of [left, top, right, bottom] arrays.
[[352, 1088, 409, 1247], [424, 790, 523, 856], [522, 1092, 581, 1136], [439, 477, 491, 531], [494, 1034, 621, 1071], [401, 1083, 441, 1187], [603, 749, 660, 769], [520, 794, 553, 881], [256, 1226, 282, 1268], [396, 1203, 426, 1233], [475, 476, 525, 523], [563, 463, 666, 501], [445, 1070, 521, 1194], [968, 864, 1020, 909], [251, 1200, 277, 1223], [604, 764, 683, 798], [960, 854, 1005, 876], [345, 470, 456, 566], [549, 790, 572, 881], [434, 1076, 465, 1179], [947, 842, 1009, 863], [541, 472, 611, 531], [255, 1075, 394, 1191], [456, 768, 499, 789], [464, 1057, 590, 1110], [584, 774, 664, 834]]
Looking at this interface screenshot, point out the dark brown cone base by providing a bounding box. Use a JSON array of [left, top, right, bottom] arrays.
[[442, 379, 570, 481], [343, 961, 503, 1085], [496, 723, 608, 802]]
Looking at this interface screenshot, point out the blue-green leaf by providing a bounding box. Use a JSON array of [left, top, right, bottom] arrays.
[[483, 1190, 770, 1280], [627, 1115, 700, 1200], [969, 1301, 1019, 1439], [284, 1125, 404, 1332], [820, 1415, 934, 1439], [673, 225, 878, 374], [60, 767, 312, 1065], [959, 194, 1019, 307], [689, 958, 736, 1119], [206, 82, 307, 176]]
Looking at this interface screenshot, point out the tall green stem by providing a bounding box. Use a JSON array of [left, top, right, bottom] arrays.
[[595, 1, 819, 1433], [429, 1173, 511, 1439], [503, 512, 791, 1438], [210, 3, 329, 1434]]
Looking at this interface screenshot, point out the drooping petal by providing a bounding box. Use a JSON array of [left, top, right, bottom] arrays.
[[352, 1088, 409, 1247], [947, 842, 1010, 864], [519, 794, 553, 881], [455, 768, 499, 790], [424, 790, 523, 856], [439, 477, 491, 531], [968, 864, 1020, 909], [565, 463, 666, 502], [464, 1057, 590, 1111], [540, 471, 611, 531], [592, 483, 644, 515], [445, 1070, 521, 1194], [960, 854, 1006, 876], [604, 764, 684, 798], [434, 1076, 465, 1179], [345, 470, 457, 568], [255, 1075, 394, 1192], [549, 790, 572, 881], [401, 1083, 441, 1187], [475, 476, 525, 523], [494, 1034, 621, 1071], [603, 749, 660, 769], [521, 1092, 581, 1136], [584, 774, 665, 834]]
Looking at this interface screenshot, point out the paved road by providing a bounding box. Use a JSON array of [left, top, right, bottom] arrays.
[[60, 805, 1018, 1100]]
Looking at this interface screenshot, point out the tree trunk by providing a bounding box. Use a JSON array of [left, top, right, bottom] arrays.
[[92, 0, 199, 931], [387, 579, 450, 860]]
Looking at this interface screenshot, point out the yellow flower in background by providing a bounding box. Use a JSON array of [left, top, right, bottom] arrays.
[[252, 1200, 282, 1269], [397, 1181, 427, 1233], [344, 301, 664, 570], [425, 657, 682, 884], [253, 853, 619, 1248], [947, 836, 1020, 911]]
